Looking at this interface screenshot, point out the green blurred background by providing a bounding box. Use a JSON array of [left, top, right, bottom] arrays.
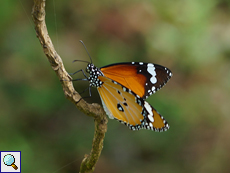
[[1, 0, 230, 172]]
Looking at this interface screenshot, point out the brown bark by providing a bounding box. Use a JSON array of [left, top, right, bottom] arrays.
[[32, 1, 108, 172]]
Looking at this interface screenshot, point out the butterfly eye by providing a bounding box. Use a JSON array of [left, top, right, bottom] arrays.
[[86, 66, 90, 73]]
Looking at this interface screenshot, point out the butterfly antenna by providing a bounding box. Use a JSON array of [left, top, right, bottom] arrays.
[[79, 40, 92, 64], [72, 60, 90, 64]]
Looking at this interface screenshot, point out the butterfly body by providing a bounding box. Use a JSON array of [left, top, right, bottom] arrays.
[[84, 62, 172, 132]]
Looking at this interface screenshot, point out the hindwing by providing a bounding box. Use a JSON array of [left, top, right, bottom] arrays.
[[97, 76, 169, 131]]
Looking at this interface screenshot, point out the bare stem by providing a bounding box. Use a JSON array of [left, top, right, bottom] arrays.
[[32, 1, 108, 172]]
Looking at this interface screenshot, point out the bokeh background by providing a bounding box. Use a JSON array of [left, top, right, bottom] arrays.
[[1, 0, 230, 172]]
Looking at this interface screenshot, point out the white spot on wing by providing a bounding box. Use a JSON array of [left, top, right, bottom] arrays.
[[150, 77, 157, 84], [147, 64, 157, 84], [148, 115, 154, 122], [144, 102, 153, 116]]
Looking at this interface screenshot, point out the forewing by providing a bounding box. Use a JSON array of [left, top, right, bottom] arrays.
[[100, 62, 172, 99]]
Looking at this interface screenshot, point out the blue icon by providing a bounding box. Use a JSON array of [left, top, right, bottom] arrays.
[[3, 154, 18, 170]]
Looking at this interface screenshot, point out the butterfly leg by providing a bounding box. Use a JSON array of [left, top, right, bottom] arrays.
[[79, 86, 90, 94], [76, 86, 92, 103], [72, 78, 88, 82], [78, 86, 92, 98], [69, 69, 92, 102], [69, 69, 88, 78], [69, 69, 88, 82]]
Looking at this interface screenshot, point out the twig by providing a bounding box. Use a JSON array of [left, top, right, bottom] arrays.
[[31, 1, 108, 172]]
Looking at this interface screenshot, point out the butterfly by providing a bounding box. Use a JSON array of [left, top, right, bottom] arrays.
[[73, 41, 172, 132]]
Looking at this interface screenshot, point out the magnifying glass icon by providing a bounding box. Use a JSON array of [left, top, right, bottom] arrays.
[[3, 154, 18, 170]]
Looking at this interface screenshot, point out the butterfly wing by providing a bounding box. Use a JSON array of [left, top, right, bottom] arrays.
[[97, 76, 169, 131], [100, 62, 172, 100]]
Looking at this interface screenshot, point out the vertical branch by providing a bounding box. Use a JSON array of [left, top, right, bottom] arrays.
[[31, 0, 108, 172], [80, 116, 107, 172]]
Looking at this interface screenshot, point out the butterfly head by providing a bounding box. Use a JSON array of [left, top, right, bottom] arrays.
[[86, 63, 104, 87]]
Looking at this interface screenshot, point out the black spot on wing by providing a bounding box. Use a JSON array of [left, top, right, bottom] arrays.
[[117, 103, 124, 112]]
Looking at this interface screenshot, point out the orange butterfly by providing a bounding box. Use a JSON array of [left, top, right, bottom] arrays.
[[73, 41, 172, 131]]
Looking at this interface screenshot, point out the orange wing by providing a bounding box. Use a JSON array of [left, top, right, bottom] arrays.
[[100, 62, 172, 99], [97, 76, 169, 131]]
